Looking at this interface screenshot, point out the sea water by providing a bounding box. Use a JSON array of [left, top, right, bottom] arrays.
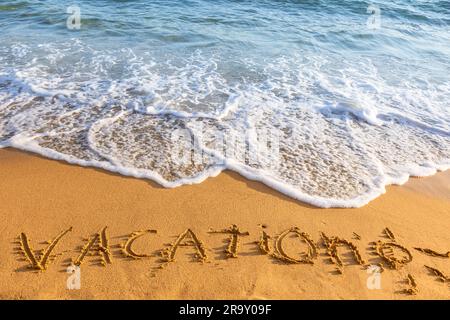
[[1, 0, 449, 207]]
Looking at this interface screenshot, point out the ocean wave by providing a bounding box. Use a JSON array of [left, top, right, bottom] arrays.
[[1, 1, 449, 207]]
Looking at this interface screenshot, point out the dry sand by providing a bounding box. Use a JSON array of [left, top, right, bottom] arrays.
[[0, 147, 449, 300]]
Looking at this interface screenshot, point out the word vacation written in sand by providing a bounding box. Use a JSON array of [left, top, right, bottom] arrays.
[[14, 225, 450, 295]]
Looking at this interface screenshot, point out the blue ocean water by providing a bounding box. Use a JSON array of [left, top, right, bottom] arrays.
[[1, 0, 449, 207]]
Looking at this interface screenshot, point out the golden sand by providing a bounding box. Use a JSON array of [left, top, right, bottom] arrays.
[[0, 147, 449, 299]]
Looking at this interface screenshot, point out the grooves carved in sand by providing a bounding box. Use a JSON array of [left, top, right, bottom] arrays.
[[209, 225, 249, 258], [13, 225, 450, 296], [99, 226, 112, 265], [18, 227, 72, 271], [383, 227, 396, 241], [372, 228, 413, 270], [403, 274, 419, 295], [424, 265, 450, 283], [271, 227, 318, 264], [414, 247, 450, 258], [258, 230, 271, 255], [373, 240, 413, 270], [352, 232, 361, 240], [321, 232, 366, 273], [73, 226, 112, 267], [120, 229, 157, 259], [161, 229, 208, 263]]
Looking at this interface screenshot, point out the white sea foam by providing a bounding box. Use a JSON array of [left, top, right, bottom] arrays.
[[1, 40, 449, 208]]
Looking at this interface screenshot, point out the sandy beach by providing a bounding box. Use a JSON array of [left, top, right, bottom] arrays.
[[0, 147, 449, 300]]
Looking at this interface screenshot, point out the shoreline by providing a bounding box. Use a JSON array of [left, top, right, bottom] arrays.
[[1, 147, 449, 299], [5, 142, 450, 209]]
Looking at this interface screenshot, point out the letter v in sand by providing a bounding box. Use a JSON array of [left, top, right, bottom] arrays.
[[17, 227, 72, 271]]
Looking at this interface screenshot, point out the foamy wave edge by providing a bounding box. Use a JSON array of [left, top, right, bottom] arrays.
[[3, 134, 450, 209]]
